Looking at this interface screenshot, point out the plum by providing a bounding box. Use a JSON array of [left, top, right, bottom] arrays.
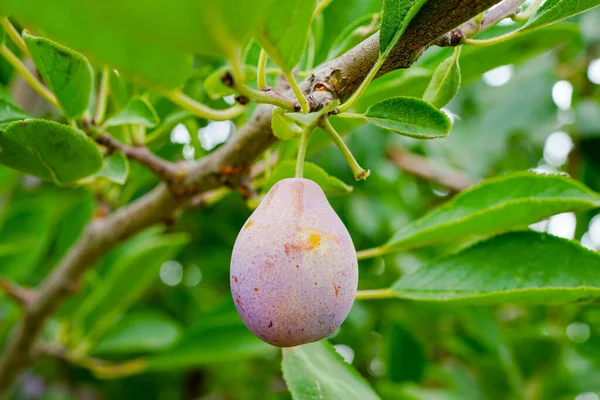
[[230, 178, 358, 347]]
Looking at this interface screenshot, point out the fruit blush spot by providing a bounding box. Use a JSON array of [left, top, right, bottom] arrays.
[[290, 181, 305, 216], [309, 233, 321, 248]]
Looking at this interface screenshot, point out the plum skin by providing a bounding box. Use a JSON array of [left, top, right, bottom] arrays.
[[230, 178, 358, 347]]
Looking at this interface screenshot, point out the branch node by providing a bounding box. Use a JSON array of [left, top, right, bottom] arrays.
[[0, 279, 38, 308], [234, 95, 250, 105], [433, 28, 465, 47], [221, 71, 234, 88]]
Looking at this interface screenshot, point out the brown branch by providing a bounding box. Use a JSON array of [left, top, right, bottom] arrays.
[[0, 279, 38, 307], [96, 133, 187, 186], [434, 0, 527, 46], [387, 148, 473, 192], [0, 0, 502, 392]]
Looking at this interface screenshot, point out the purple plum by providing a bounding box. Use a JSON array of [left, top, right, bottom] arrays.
[[230, 178, 358, 347]]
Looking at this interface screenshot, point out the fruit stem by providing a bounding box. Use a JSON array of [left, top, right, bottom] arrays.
[[1, 18, 29, 57], [257, 49, 268, 90], [356, 246, 389, 260], [313, 0, 333, 18], [94, 66, 110, 125], [163, 90, 245, 121], [320, 118, 369, 180], [355, 288, 396, 300], [285, 69, 310, 113], [295, 127, 312, 178]]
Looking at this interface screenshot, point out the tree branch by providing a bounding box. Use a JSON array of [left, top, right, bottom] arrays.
[[0, 0, 502, 392], [96, 133, 187, 187], [387, 147, 473, 192], [434, 0, 527, 46], [0, 279, 38, 308]]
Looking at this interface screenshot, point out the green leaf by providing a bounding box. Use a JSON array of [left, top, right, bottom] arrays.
[[0, 194, 63, 280], [472, 1, 599, 46], [0, 99, 31, 128], [384, 172, 600, 252], [3, 0, 193, 89], [255, 0, 317, 72], [392, 231, 600, 304], [146, 312, 274, 370], [379, 0, 428, 55], [93, 311, 182, 355], [103, 97, 160, 128], [363, 96, 452, 139], [282, 340, 380, 400], [70, 231, 190, 349], [23, 31, 93, 118], [95, 152, 129, 185], [524, 0, 600, 32], [272, 108, 304, 140], [263, 160, 353, 196], [423, 46, 461, 108], [198, 0, 269, 58], [0, 119, 103, 184]]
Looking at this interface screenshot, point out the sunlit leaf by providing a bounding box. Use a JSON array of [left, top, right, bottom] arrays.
[[104, 96, 159, 128], [255, 0, 317, 72], [379, 0, 428, 55], [282, 340, 380, 400], [271, 108, 304, 140], [2, 0, 193, 89], [384, 172, 600, 251], [96, 152, 129, 185], [423, 47, 461, 108], [0, 99, 31, 128], [0, 119, 103, 184], [524, 0, 600, 32], [363, 96, 451, 139], [23, 31, 93, 118], [393, 231, 600, 304]]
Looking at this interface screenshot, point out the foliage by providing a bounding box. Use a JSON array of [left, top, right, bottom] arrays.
[[0, 0, 599, 399]]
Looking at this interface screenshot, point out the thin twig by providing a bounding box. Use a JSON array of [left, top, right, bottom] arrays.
[[222, 71, 297, 111], [0, 279, 38, 307], [94, 66, 110, 125], [355, 288, 397, 300], [96, 133, 186, 185], [0, 0, 502, 392], [0, 44, 58, 108], [434, 0, 527, 46], [387, 147, 473, 192], [0, 19, 29, 56], [164, 90, 246, 121]]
